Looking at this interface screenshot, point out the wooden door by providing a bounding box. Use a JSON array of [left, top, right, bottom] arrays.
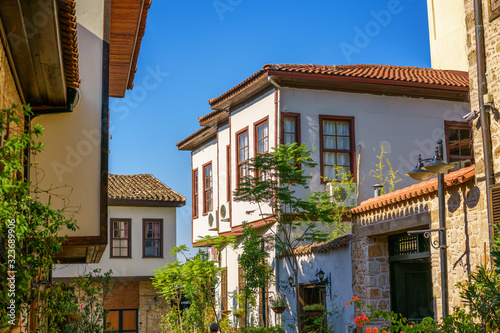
[[391, 262, 433, 321]]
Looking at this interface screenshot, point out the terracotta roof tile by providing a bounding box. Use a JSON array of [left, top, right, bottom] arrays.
[[108, 174, 185, 203], [208, 64, 468, 109], [278, 235, 352, 257], [58, 0, 80, 88], [348, 165, 475, 215]]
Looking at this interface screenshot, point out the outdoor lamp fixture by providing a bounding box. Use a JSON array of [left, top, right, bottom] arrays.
[[317, 269, 325, 281], [314, 269, 332, 297], [154, 296, 159, 307], [278, 276, 295, 296], [406, 139, 451, 318], [144, 303, 150, 311]]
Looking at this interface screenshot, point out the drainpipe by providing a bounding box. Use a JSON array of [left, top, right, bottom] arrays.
[[473, 0, 495, 259]]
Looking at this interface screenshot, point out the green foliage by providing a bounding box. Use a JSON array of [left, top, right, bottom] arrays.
[[457, 266, 500, 331], [0, 104, 77, 329], [349, 262, 500, 333], [234, 143, 352, 329], [234, 143, 351, 254], [303, 304, 324, 311], [493, 223, 500, 273], [234, 326, 284, 333], [195, 234, 238, 251], [152, 246, 220, 332], [370, 145, 401, 195], [238, 222, 273, 321], [65, 269, 114, 333]]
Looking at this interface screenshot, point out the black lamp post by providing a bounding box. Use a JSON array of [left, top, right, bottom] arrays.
[[406, 139, 452, 319]]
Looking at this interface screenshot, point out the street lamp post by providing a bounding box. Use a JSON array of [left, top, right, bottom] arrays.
[[406, 139, 453, 319]]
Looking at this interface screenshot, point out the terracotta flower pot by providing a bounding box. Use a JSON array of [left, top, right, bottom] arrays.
[[272, 306, 286, 314]]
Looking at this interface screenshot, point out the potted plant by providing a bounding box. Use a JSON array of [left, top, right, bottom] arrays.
[[269, 293, 287, 314], [233, 307, 245, 318], [303, 303, 324, 318]]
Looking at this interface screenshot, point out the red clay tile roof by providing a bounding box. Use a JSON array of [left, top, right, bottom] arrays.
[[348, 165, 475, 215], [108, 174, 185, 203], [58, 0, 80, 88], [127, 0, 151, 90], [208, 63, 468, 109], [278, 234, 352, 257]]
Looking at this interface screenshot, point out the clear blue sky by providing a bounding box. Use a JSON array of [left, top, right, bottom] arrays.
[[108, 0, 431, 254]]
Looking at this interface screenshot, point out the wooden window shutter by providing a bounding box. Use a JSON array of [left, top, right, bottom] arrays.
[[221, 268, 228, 311], [491, 184, 500, 232]]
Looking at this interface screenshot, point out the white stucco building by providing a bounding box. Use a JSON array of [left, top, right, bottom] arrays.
[[176, 63, 470, 331], [54, 174, 185, 333]]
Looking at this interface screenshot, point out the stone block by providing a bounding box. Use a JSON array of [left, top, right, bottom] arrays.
[[368, 245, 382, 257], [368, 261, 380, 274]]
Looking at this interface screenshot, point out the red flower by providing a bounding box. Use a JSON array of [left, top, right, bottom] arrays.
[[352, 296, 360, 301], [346, 302, 350, 307], [366, 328, 372, 333]]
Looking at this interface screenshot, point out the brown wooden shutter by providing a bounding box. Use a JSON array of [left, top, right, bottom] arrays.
[[221, 268, 228, 311], [491, 184, 500, 232]]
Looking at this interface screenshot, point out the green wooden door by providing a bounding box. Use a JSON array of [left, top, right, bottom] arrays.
[[391, 262, 433, 321]]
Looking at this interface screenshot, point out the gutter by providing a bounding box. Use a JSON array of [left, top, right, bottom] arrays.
[[473, 0, 495, 259]]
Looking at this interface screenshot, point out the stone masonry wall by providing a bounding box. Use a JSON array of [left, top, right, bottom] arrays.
[[429, 179, 489, 320], [0, 41, 21, 109], [351, 235, 390, 327], [139, 280, 168, 333], [464, 0, 500, 253], [353, 179, 489, 322]]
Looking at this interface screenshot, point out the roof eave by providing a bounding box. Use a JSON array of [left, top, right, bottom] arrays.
[[207, 70, 469, 112], [109, 198, 186, 207], [109, 0, 151, 98], [176, 127, 217, 151]]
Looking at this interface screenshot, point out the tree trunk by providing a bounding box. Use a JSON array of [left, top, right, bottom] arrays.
[[295, 270, 301, 333]]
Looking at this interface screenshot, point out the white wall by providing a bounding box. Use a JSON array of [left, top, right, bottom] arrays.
[[228, 90, 276, 228], [31, 0, 105, 237], [192, 87, 469, 240], [53, 206, 177, 278], [426, 0, 468, 71], [192, 138, 219, 242], [278, 245, 354, 333], [281, 87, 470, 203]]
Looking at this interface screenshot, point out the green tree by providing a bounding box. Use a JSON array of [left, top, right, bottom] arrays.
[[153, 245, 222, 333], [234, 143, 353, 332], [238, 223, 273, 327], [0, 104, 77, 331]]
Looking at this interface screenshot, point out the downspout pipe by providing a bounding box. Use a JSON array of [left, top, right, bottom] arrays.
[[473, 0, 495, 258]]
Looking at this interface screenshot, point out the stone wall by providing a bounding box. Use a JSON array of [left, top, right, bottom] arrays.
[[0, 41, 21, 109], [429, 179, 489, 319], [138, 280, 167, 333], [351, 235, 390, 327], [352, 179, 489, 322], [464, 0, 500, 246]]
